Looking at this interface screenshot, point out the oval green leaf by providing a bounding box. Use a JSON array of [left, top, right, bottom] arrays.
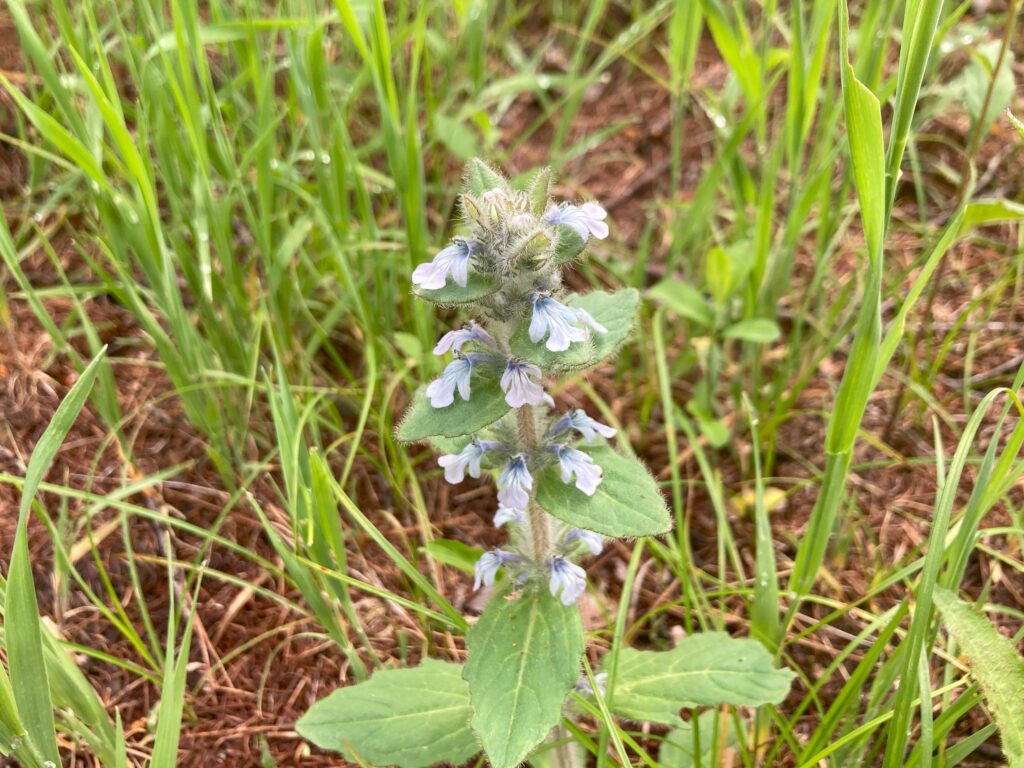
[[296, 660, 479, 768], [510, 289, 639, 372], [464, 587, 584, 768], [534, 444, 671, 538], [397, 377, 510, 442], [609, 632, 795, 726], [413, 271, 500, 306]]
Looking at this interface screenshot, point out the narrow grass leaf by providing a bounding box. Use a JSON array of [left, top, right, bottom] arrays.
[[6, 348, 106, 766]]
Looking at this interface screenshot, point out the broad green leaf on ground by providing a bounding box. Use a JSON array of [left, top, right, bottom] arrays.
[[296, 660, 479, 768], [658, 710, 744, 768], [463, 587, 584, 768], [510, 289, 639, 372], [413, 271, 500, 305], [609, 632, 795, 726], [397, 379, 510, 442], [534, 444, 671, 538], [647, 280, 714, 327], [552, 225, 586, 264], [464, 158, 506, 196], [6, 347, 106, 767], [722, 318, 781, 343], [934, 587, 1024, 766]]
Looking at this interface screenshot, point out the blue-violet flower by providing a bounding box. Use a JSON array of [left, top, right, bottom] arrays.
[[552, 444, 603, 495], [500, 358, 546, 408], [425, 354, 476, 408], [497, 454, 533, 510], [437, 440, 501, 484], [550, 408, 617, 443], [543, 202, 609, 241], [433, 321, 496, 356], [412, 239, 475, 290], [473, 549, 518, 590], [565, 527, 603, 556], [548, 556, 587, 605], [493, 505, 525, 528]]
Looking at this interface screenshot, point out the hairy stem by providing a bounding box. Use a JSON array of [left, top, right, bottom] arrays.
[[517, 403, 551, 562]]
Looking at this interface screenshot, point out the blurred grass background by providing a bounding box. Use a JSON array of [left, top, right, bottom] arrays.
[[0, 0, 1022, 765]]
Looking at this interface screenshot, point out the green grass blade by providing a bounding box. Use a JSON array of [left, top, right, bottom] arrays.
[[6, 347, 106, 765]]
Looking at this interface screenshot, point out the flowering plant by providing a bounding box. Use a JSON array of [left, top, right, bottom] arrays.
[[298, 160, 793, 768]]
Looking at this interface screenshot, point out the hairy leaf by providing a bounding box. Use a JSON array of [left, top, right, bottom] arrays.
[[510, 289, 639, 372], [535, 444, 671, 538], [610, 632, 795, 726], [464, 587, 584, 768], [413, 271, 500, 306], [296, 660, 479, 768], [397, 379, 510, 442], [934, 587, 1024, 766]]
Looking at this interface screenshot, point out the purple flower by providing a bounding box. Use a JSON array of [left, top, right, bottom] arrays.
[[493, 505, 525, 528], [529, 293, 607, 352], [425, 355, 474, 408], [473, 549, 519, 590], [433, 321, 496, 356], [548, 556, 587, 605], [437, 440, 501, 484], [565, 527, 603, 556], [552, 444, 603, 495], [412, 239, 475, 290], [543, 202, 609, 240], [575, 672, 609, 697], [500, 359, 546, 408], [497, 454, 533, 510], [550, 408, 617, 443], [529, 294, 587, 351]]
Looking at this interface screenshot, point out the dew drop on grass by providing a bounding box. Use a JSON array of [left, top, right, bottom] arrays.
[[45, 762, 57, 768], [319, 152, 331, 165], [537, 74, 551, 90]]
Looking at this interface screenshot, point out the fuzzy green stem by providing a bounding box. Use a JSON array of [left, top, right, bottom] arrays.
[[517, 403, 552, 562]]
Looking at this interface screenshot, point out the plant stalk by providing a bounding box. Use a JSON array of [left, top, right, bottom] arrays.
[[517, 403, 551, 562]]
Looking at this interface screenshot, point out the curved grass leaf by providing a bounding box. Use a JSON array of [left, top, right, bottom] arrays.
[[397, 378, 510, 442], [535, 444, 671, 538], [934, 587, 1024, 766], [510, 289, 639, 372], [609, 632, 795, 726], [464, 587, 584, 768], [6, 348, 106, 766], [297, 660, 479, 768]]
